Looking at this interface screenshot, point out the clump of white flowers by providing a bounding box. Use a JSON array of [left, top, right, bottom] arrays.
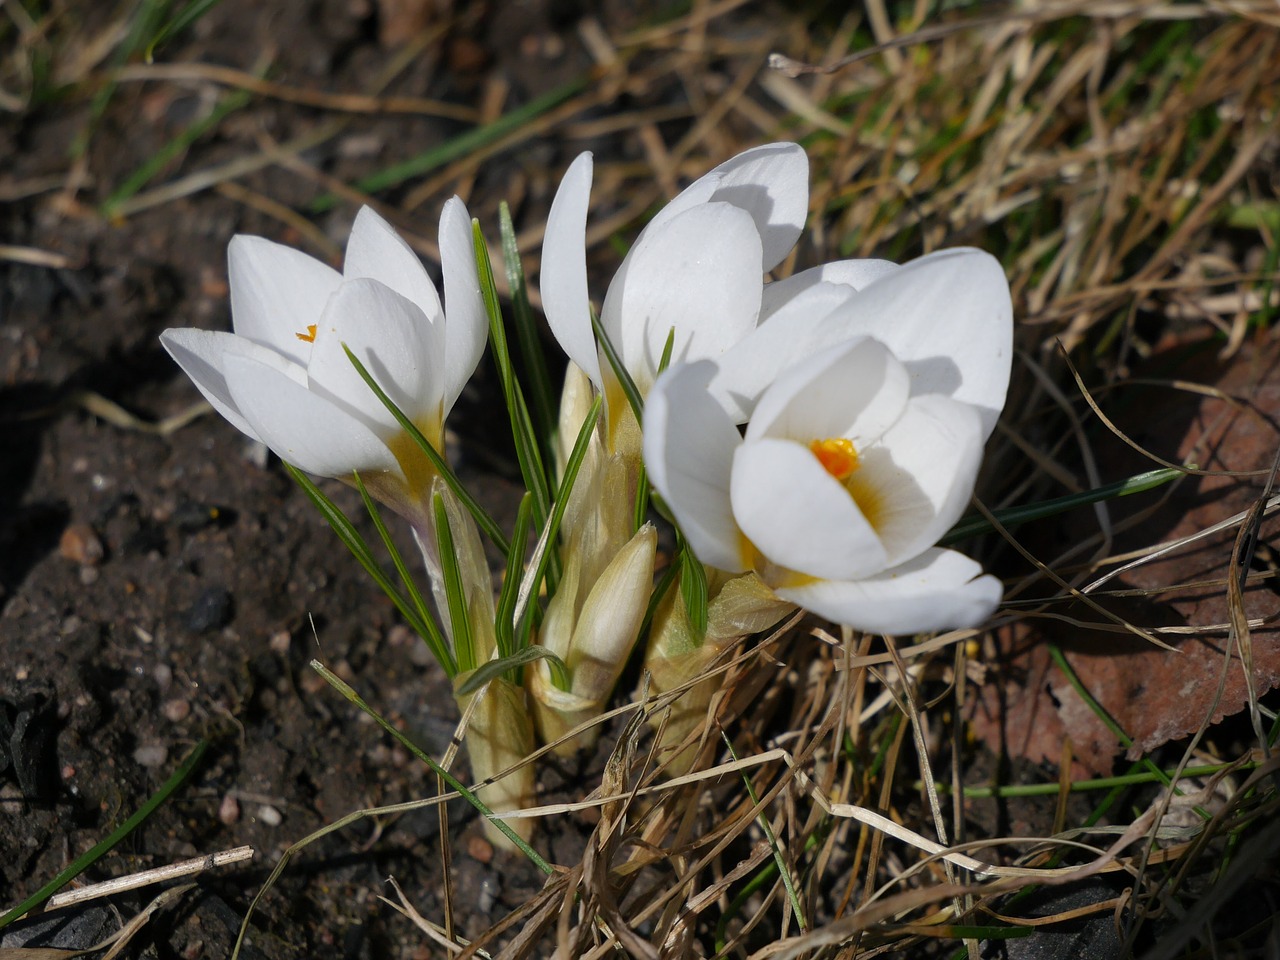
[[162, 143, 1011, 842]]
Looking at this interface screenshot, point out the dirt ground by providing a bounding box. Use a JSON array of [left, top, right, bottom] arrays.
[[6, 2, 1280, 957], [0, 2, 640, 956]]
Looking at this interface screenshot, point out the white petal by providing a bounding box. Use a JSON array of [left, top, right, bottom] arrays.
[[747, 337, 910, 447], [760, 258, 898, 318], [642, 361, 744, 572], [539, 152, 602, 387], [855, 395, 985, 564], [438, 196, 488, 416], [709, 282, 861, 422], [778, 548, 1002, 634], [227, 235, 342, 364], [160, 328, 307, 442], [836, 248, 1012, 437], [344, 206, 444, 322], [306, 278, 444, 434], [653, 143, 810, 272], [223, 354, 399, 478], [731, 437, 888, 581], [602, 202, 762, 393]]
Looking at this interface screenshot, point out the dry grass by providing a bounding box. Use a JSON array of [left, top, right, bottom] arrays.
[[6, 0, 1280, 956]]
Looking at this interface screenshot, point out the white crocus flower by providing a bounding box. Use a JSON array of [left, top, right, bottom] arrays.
[[539, 143, 810, 449], [160, 202, 487, 525], [643, 250, 1012, 635]]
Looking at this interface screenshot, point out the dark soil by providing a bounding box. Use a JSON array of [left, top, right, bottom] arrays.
[[0, 2, 643, 956]]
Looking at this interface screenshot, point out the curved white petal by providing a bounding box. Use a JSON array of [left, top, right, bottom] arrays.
[[778, 548, 1002, 634], [602, 202, 762, 394], [306, 278, 444, 434], [642, 361, 744, 572], [343, 206, 444, 324], [858, 395, 985, 564], [731, 437, 888, 581], [760, 258, 898, 318], [709, 281, 860, 421], [223, 353, 399, 478], [227, 235, 342, 364], [747, 337, 910, 447], [438, 196, 488, 416], [836, 248, 1012, 437], [652, 143, 809, 272], [540, 152, 602, 388], [160, 328, 308, 441]]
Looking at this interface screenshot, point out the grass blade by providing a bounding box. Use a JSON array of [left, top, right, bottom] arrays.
[[455, 645, 570, 697], [499, 201, 556, 450], [940, 467, 1183, 545], [341, 344, 509, 554], [144, 0, 224, 60], [591, 307, 645, 427], [310, 660, 552, 874], [101, 85, 253, 216], [495, 493, 534, 658], [433, 491, 476, 674], [0, 739, 208, 929], [309, 76, 587, 213], [514, 396, 601, 647], [473, 221, 553, 535], [722, 733, 806, 932], [678, 538, 709, 640], [285, 464, 454, 676], [352, 471, 452, 673]]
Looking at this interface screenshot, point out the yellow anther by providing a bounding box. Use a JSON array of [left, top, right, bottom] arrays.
[[295, 324, 317, 343], [809, 437, 859, 480]]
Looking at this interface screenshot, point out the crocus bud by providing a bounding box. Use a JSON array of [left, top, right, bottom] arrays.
[[644, 571, 794, 776], [530, 523, 657, 753], [454, 674, 536, 850]]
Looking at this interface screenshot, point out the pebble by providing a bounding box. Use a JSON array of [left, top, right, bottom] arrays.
[[133, 744, 169, 768], [59, 523, 104, 565], [161, 698, 190, 722], [78, 566, 99, 585], [478, 876, 501, 913], [183, 587, 233, 633], [218, 794, 240, 825], [386, 624, 414, 648], [256, 804, 283, 827], [466, 834, 493, 864], [268, 630, 291, 655]]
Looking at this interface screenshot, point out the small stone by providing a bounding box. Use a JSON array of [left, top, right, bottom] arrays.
[[218, 794, 240, 825], [466, 834, 493, 864], [406, 634, 434, 667], [59, 523, 104, 565], [133, 744, 168, 768], [78, 566, 100, 585], [183, 588, 233, 633], [256, 804, 283, 827], [161, 698, 190, 722], [478, 875, 501, 913], [268, 630, 291, 655]]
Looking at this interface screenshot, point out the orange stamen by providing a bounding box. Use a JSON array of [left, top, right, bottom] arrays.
[[809, 437, 859, 480], [295, 324, 317, 343]]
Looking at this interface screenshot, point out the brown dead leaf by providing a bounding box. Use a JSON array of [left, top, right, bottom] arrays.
[[974, 336, 1280, 775]]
